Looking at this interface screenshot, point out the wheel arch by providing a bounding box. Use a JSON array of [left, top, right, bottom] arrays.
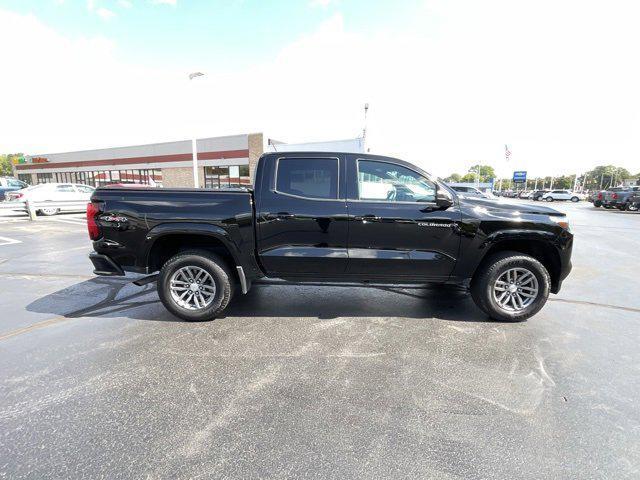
[[144, 223, 241, 276], [473, 235, 562, 293]]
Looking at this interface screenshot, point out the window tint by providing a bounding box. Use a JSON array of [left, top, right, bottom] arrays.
[[358, 160, 436, 203], [55, 184, 75, 192], [76, 185, 95, 193], [276, 158, 339, 200]]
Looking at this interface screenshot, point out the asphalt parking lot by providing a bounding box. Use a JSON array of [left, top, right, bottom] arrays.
[[0, 202, 639, 479]]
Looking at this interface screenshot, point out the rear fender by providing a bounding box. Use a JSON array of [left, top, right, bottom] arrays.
[[143, 222, 242, 269]]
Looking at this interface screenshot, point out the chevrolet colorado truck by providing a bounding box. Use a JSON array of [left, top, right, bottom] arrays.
[[87, 152, 573, 322]]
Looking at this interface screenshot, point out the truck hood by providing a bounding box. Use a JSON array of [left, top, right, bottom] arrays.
[[458, 195, 565, 216]]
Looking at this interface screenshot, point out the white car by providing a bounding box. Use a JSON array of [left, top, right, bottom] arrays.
[[541, 190, 586, 202], [6, 183, 95, 215]]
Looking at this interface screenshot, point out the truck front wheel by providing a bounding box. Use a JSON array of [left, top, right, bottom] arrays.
[[158, 250, 234, 321], [471, 251, 550, 322]]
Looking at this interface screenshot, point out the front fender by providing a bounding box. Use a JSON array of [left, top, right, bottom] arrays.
[[480, 229, 558, 248]]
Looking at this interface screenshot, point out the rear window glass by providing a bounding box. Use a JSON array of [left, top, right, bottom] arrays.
[[276, 158, 339, 200]]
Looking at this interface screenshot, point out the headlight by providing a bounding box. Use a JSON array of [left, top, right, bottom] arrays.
[[549, 215, 570, 231]]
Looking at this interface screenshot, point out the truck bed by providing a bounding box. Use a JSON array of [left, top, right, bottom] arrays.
[[90, 186, 258, 277]]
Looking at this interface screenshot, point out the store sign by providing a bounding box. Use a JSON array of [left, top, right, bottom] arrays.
[[513, 171, 527, 183]]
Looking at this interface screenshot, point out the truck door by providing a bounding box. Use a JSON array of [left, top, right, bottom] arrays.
[[345, 156, 461, 280], [256, 155, 348, 276]]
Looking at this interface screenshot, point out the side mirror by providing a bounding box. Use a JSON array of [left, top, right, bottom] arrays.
[[435, 186, 454, 209]]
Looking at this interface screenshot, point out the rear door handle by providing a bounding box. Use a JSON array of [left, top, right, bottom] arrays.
[[354, 214, 381, 222]]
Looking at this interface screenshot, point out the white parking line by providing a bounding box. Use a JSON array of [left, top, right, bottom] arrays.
[[46, 218, 87, 226], [0, 236, 22, 246]]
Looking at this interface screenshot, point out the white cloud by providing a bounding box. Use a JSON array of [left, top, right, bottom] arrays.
[[149, 0, 176, 5], [309, 0, 334, 8], [96, 7, 116, 20], [118, 0, 133, 8], [1, 2, 639, 178], [86, 1, 116, 21]]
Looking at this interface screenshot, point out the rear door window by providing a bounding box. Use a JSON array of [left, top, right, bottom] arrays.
[[275, 158, 339, 200]]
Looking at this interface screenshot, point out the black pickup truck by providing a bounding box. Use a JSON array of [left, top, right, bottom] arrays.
[[87, 152, 573, 322]]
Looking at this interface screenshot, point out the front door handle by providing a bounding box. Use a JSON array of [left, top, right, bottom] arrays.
[[264, 212, 295, 221], [354, 214, 381, 222]]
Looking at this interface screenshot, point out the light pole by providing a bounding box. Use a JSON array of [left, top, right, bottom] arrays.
[[188, 72, 205, 187]]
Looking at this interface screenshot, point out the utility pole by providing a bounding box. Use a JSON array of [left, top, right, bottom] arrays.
[[534, 177, 538, 191], [572, 173, 579, 192], [599, 172, 604, 189], [550, 177, 554, 190], [188, 72, 205, 188]]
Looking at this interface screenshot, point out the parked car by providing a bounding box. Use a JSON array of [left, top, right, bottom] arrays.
[[0, 177, 28, 201], [602, 186, 640, 210], [501, 190, 519, 198], [87, 152, 573, 323], [531, 190, 550, 201], [626, 192, 640, 212], [6, 182, 95, 215], [518, 191, 533, 199], [541, 190, 585, 202], [449, 186, 488, 198]]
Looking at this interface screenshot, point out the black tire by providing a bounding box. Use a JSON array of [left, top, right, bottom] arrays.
[[471, 251, 551, 322], [594, 201, 602, 207], [546, 197, 554, 202], [571, 196, 579, 202], [628, 203, 639, 212], [157, 250, 234, 321]]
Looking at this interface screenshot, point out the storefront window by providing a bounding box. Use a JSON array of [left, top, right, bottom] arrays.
[[32, 169, 163, 187], [204, 165, 250, 189], [18, 174, 32, 185]]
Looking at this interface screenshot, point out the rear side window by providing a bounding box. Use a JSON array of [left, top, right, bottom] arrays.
[[76, 185, 95, 193], [55, 184, 75, 192], [276, 158, 339, 200]]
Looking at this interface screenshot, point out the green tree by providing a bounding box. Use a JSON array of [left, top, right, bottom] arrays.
[[444, 172, 462, 182], [467, 164, 496, 183], [583, 165, 632, 190], [0, 153, 24, 176], [460, 173, 478, 183]]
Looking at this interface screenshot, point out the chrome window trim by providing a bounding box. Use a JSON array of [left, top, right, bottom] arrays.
[[354, 158, 438, 206], [274, 156, 341, 202]]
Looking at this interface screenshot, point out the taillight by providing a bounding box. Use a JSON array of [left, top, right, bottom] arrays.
[[87, 202, 101, 240], [12, 193, 23, 200], [597, 192, 602, 199], [612, 193, 618, 200]]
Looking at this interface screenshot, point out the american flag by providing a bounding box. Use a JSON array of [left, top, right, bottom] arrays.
[[505, 145, 512, 161]]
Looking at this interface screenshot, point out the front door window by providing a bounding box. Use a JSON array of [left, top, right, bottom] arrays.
[[357, 160, 436, 203]]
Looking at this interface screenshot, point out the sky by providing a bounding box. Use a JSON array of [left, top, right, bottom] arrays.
[[0, 0, 639, 178]]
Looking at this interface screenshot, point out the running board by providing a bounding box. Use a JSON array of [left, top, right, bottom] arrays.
[[133, 274, 158, 286]]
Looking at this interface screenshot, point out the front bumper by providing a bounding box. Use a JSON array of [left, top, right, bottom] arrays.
[[89, 252, 125, 276]]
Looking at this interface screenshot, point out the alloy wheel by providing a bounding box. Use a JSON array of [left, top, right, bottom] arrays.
[[169, 266, 216, 310], [492, 267, 539, 312]]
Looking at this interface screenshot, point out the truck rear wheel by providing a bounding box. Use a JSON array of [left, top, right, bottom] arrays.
[[158, 250, 234, 321], [471, 251, 550, 322]]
